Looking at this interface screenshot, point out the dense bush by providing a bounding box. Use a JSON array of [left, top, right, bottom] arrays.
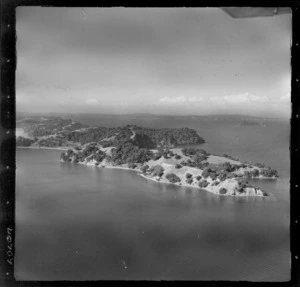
[[198, 179, 209, 188], [152, 153, 162, 161], [197, 161, 209, 170], [16, 136, 35, 147], [168, 150, 174, 157], [111, 142, 153, 165], [166, 173, 181, 183], [133, 126, 205, 148], [140, 164, 149, 174], [218, 172, 228, 181], [260, 168, 278, 178], [251, 169, 259, 177], [186, 178, 193, 184], [151, 165, 164, 177], [174, 154, 182, 160], [212, 181, 220, 186], [209, 173, 218, 180], [236, 179, 249, 193], [186, 159, 196, 167], [127, 163, 137, 169], [201, 168, 212, 179], [219, 188, 227, 194], [182, 147, 209, 157]]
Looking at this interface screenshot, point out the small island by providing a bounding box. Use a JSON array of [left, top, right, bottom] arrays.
[[17, 116, 278, 197]]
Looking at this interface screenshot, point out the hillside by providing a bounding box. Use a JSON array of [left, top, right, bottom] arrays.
[[16, 116, 205, 149], [60, 144, 278, 197]]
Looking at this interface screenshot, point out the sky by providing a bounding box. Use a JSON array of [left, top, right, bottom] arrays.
[[16, 7, 291, 118]]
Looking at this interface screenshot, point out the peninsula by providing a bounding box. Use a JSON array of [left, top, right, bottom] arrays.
[[17, 116, 278, 197]]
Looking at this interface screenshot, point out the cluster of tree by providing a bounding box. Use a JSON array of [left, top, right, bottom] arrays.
[[185, 173, 193, 184], [133, 126, 205, 148], [201, 164, 237, 182], [66, 127, 120, 145], [243, 169, 259, 178], [198, 179, 209, 188], [235, 179, 250, 193], [149, 165, 164, 177], [111, 142, 153, 165], [181, 147, 210, 157], [150, 149, 181, 161], [17, 117, 87, 137], [219, 188, 227, 194], [260, 168, 278, 178], [140, 164, 149, 174], [60, 144, 107, 164], [38, 137, 67, 147], [211, 181, 220, 186], [16, 136, 35, 147], [18, 117, 206, 151], [166, 173, 181, 183], [180, 159, 197, 168], [174, 154, 182, 160], [127, 163, 137, 169]]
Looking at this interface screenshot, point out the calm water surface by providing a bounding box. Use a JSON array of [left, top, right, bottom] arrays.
[[15, 120, 290, 281]]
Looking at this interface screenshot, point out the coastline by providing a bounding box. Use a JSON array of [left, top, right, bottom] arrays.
[[61, 158, 267, 198], [21, 145, 274, 198], [17, 146, 70, 151], [139, 173, 266, 197]]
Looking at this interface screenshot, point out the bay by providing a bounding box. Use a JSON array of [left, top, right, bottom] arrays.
[[15, 118, 290, 281]]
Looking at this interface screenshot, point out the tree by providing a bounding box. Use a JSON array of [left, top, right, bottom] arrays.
[[168, 150, 174, 157], [218, 172, 228, 181], [152, 165, 164, 177], [209, 173, 218, 180], [166, 173, 181, 183], [219, 188, 227, 195], [195, 175, 202, 181], [140, 164, 149, 174], [212, 181, 220, 186], [186, 178, 193, 184], [175, 154, 182, 160], [201, 168, 211, 179], [193, 154, 208, 165], [153, 153, 162, 161], [16, 136, 35, 147], [198, 179, 209, 188], [185, 173, 193, 179], [251, 169, 259, 177], [175, 164, 182, 169], [60, 152, 68, 161]]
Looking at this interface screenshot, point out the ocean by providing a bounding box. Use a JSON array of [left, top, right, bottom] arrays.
[[15, 117, 290, 280]]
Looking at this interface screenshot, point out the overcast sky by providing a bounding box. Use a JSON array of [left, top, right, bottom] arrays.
[[16, 7, 291, 117]]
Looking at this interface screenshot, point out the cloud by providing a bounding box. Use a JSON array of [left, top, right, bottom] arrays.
[[86, 98, 99, 104], [209, 92, 270, 104], [188, 96, 204, 102], [159, 96, 187, 103], [279, 93, 290, 102], [159, 95, 205, 104]]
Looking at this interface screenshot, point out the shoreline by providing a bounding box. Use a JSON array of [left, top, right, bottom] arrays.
[[63, 158, 268, 198], [139, 173, 265, 197], [17, 146, 71, 151], [22, 146, 274, 198]]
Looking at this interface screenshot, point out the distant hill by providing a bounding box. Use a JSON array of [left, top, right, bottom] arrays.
[[16, 116, 205, 149]]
